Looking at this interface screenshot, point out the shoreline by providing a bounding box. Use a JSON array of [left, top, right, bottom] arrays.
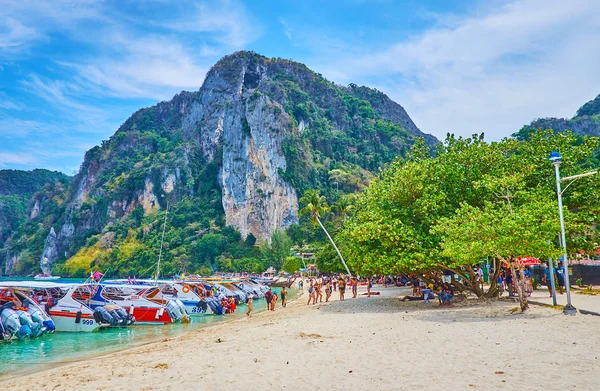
[[2, 286, 599, 390], [0, 288, 303, 382]]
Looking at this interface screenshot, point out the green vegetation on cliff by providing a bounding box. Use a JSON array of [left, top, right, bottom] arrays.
[[2, 51, 435, 277]]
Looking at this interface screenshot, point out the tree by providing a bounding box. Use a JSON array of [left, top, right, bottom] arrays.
[[282, 256, 301, 273], [299, 190, 352, 276], [339, 131, 600, 297], [268, 229, 293, 270], [333, 195, 355, 220]]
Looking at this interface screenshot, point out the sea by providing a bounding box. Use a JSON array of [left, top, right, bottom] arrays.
[[0, 277, 295, 377]]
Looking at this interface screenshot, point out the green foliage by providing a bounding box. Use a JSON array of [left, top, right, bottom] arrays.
[[282, 256, 301, 274], [577, 94, 600, 117], [265, 229, 292, 270], [315, 243, 348, 274], [339, 130, 600, 292]]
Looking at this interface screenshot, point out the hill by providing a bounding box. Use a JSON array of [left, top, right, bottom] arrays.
[[514, 94, 600, 139], [1, 51, 436, 276], [0, 169, 70, 269]]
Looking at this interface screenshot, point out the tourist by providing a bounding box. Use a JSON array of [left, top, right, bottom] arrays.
[[351, 278, 358, 298], [271, 291, 278, 310], [230, 297, 237, 312], [325, 281, 332, 302], [246, 296, 253, 316], [265, 288, 274, 309], [307, 282, 315, 305], [338, 276, 346, 301], [556, 261, 565, 294], [281, 287, 287, 307], [474, 265, 484, 290], [440, 283, 454, 305], [333, 278, 337, 291], [93, 270, 104, 283], [366, 278, 371, 297], [314, 283, 322, 304], [505, 268, 513, 296], [542, 264, 553, 297]]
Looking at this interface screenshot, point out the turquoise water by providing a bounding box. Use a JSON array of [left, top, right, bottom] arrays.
[[0, 283, 295, 377]]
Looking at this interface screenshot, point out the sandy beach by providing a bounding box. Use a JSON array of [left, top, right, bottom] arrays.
[[2, 286, 599, 391]]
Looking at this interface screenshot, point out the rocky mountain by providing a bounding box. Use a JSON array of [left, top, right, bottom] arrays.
[[0, 169, 69, 267], [514, 94, 600, 139], [1, 51, 436, 276]]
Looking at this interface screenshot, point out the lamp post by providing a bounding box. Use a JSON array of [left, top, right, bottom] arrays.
[[549, 151, 598, 315]]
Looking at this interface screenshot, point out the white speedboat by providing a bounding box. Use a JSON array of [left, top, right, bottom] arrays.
[[0, 286, 56, 341], [1, 282, 134, 332], [34, 274, 61, 281]]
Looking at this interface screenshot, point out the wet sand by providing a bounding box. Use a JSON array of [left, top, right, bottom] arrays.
[[2, 286, 599, 390]]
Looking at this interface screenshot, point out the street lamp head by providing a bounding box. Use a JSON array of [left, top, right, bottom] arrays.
[[549, 151, 562, 164]]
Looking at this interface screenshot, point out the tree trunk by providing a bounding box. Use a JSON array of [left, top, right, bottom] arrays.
[[510, 260, 529, 312], [482, 259, 502, 298], [316, 217, 352, 277]]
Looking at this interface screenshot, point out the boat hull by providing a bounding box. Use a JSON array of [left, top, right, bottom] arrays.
[[126, 306, 172, 324], [48, 311, 101, 332]]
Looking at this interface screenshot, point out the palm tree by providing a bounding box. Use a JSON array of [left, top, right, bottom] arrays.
[[334, 195, 355, 221], [299, 190, 352, 277]]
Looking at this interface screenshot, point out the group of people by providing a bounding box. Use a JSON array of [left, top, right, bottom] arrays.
[[259, 287, 287, 316], [304, 275, 377, 305], [400, 280, 454, 305]]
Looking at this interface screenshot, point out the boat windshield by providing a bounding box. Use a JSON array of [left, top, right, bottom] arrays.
[[72, 285, 99, 304]]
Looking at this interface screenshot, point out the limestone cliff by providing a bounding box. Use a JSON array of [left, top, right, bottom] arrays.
[[2, 51, 436, 275]]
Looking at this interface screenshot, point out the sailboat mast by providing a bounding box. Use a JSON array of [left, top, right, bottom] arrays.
[[156, 200, 169, 283]]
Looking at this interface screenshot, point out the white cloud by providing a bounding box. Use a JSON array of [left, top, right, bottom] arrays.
[[61, 34, 209, 100], [279, 19, 292, 40], [0, 152, 38, 166], [161, 1, 261, 47], [316, 0, 600, 141]]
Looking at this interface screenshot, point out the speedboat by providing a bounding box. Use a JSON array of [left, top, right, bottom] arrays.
[[0, 286, 56, 341], [34, 274, 60, 281], [98, 283, 188, 324], [107, 279, 225, 317], [1, 282, 134, 332]]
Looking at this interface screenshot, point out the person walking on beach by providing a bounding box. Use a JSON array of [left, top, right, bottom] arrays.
[[325, 281, 332, 302], [351, 278, 358, 298], [307, 282, 315, 305], [333, 278, 337, 292], [281, 287, 287, 307], [315, 282, 323, 303], [265, 288, 273, 309], [367, 277, 372, 297], [246, 296, 253, 316], [271, 291, 278, 310], [556, 261, 566, 294], [542, 264, 553, 297], [338, 276, 346, 301]]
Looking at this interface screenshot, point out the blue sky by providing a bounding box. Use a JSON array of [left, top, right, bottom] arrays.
[[1, 0, 600, 174]]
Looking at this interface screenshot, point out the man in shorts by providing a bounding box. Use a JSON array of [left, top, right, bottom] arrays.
[[555, 261, 566, 294], [541, 264, 554, 297], [338, 276, 346, 301]]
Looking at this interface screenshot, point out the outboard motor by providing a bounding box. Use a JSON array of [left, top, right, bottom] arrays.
[[113, 308, 133, 326], [0, 308, 31, 339], [17, 310, 42, 338], [195, 299, 208, 314], [175, 299, 190, 323], [109, 309, 124, 325], [205, 297, 225, 315], [166, 300, 182, 322], [94, 307, 117, 326]]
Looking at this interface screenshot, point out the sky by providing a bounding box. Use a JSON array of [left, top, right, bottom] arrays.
[[1, 0, 600, 174]]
